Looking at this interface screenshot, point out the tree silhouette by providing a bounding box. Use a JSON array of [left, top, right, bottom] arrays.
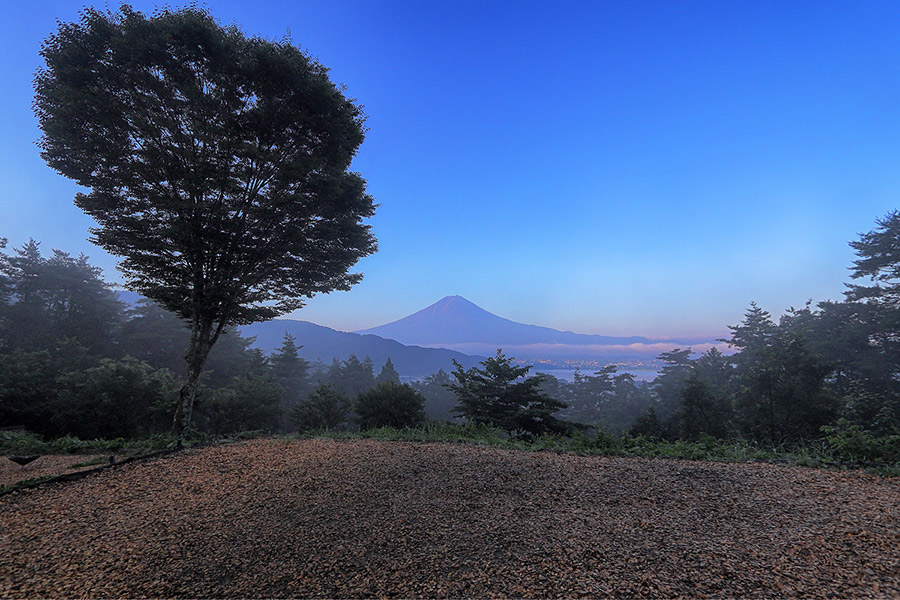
[[34, 6, 376, 438]]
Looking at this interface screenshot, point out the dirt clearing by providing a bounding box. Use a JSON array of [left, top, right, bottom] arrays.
[[0, 438, 897, 598]]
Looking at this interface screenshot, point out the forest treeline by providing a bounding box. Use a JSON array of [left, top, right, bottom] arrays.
[[0, 237, 453, 438], [1, 213, 899, 460]]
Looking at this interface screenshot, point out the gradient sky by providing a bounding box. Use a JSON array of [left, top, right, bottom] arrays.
[[3, 1, 900, 338]]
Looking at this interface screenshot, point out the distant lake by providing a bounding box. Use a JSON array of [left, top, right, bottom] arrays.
[[533, 368, 659, 383]]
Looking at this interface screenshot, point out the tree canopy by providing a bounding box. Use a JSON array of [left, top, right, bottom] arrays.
[[34, 5, 376, 436], [847, 210, 900, 304]]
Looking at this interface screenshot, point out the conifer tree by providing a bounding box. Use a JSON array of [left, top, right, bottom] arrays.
[[269, 333, 310, 430], [448, 350, 568, 437], [375, 357, 400, 385]]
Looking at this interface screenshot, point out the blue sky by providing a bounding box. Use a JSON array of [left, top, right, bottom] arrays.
[[2, 1, 899, 337]]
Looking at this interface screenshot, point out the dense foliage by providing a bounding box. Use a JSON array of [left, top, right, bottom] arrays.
[[354, 382, 425, 430], [0, 240, 283, 438]]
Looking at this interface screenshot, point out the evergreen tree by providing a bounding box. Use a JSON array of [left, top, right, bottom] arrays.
[[412, 369, 458, 421], [321, 358, 344, 389], [603, 372, 656, 435], [692, 347, 734, 395], [846, 210, 900, 304], [724, 302, 777, 376], [374, 357, 400, 385], [678, 372, 732, 440], [735, 332, 837, 444], [43, 250, 126, 355], [652, 348, 694, 419], [269, 333, 310, 431], [340, 355, 375, 398], [564, 365, 616, 425], [2, 239, 55, 351], [448, 350, 568, 437], [118, 298, 188, 374], [1, 240, 126, 355], [0, 238, 11, 345]]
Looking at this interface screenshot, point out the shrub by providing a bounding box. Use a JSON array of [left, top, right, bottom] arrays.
[[52, 357, 179, 439], [201, 373, 282, 435], [355, 382, 425, 430], [822, 419, 900, 464], [292, 384, 350, 432]]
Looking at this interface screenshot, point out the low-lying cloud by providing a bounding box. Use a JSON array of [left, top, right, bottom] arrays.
[[419, 341, 732, 364]]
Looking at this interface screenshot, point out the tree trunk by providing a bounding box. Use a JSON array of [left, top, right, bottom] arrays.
[[172, 370, 202, 443], [172, 319, 215, 441]]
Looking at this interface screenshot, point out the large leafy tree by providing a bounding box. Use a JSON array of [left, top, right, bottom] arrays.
[[34, 6, 376, 438]]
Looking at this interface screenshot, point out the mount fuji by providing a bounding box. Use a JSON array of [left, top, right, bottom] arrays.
[[356, 296, 652, 347], [355, 296, 713, 365]]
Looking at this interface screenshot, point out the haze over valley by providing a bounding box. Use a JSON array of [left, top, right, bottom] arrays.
[[355, 295, 724, 370]]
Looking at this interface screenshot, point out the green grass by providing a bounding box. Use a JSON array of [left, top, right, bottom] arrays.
[[0, 429, 218, 456], [303, 422, 900, 477], [4, 422, 896, 480]]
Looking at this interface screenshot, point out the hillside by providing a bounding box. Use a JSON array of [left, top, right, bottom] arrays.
[[239, 319, 484, 376], [115, 291, 485, 377], [1, 439, 897, 598]]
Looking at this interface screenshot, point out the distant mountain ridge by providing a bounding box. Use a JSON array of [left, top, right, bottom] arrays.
[[115, 291, 485, 377], [238, 319, 484, 376]]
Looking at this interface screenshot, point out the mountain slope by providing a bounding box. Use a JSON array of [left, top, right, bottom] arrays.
[[239, 319, 483, 376]]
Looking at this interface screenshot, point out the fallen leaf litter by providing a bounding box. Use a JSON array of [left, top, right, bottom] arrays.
[[0, 438, 897, 598]]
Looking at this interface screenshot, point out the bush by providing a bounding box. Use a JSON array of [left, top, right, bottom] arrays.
[[355, 382, 425, 430], [628, 407, 672, 440], [52, 357, 179, 439], [822, 419, 900, 464], [292, 384, 350, 432], [0, 349, 61, 436], [201, 373, 282, 435]]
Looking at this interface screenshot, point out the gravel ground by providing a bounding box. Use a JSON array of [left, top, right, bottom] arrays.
[[0, 438, 898, 598]]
